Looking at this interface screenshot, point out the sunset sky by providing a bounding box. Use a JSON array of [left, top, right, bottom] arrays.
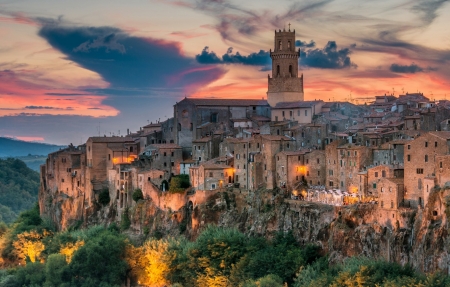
[[1, 0, 450, 144]]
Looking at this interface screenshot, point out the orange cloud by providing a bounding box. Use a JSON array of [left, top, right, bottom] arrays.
[[0, 70, 119, 117]]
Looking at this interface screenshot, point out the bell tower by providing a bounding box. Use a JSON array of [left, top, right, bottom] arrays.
[[267, 27, 304, 107]]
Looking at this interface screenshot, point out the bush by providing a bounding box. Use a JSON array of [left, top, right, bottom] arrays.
[[120, 208, 131, 231], [132, 189, 143, 202], [98, 188, 110, 206], [169, 175, 190, 193]]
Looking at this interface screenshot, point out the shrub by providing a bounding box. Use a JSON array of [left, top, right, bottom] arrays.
[[120, 208, 131, 231], [98, 188, 110, 206], [132, 189, 143, 202]]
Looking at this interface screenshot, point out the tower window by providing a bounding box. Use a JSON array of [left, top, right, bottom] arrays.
[[289, 65, 292, 76], [279, 41, 282, 50], [288, 41, 291, 49], [277, 65, 280, 76]]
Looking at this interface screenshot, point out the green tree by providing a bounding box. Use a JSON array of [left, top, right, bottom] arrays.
[[132, 188, 144, 202], [66, 230, 128, 286], [98, 188, 110, 206], [169, 175, 190, 193], [120, 208, 131, 231], [44, 254, 67, 287]]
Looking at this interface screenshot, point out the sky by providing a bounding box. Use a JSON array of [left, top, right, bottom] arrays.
[[0, 0, 449, 145]]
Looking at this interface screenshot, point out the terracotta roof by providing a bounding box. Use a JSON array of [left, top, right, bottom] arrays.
[[149, 144, 181, 149], [272, 100, 322, 109], [261, 135, 293, 141], [186, 98, 269, 106], [278, 150, 309, 156], [428, 131, 450, 140], [87, 136, 134, 143]]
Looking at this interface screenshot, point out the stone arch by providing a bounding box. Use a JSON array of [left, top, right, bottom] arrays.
[[161, 180, 169, 192], [188, 200, 194, 210]]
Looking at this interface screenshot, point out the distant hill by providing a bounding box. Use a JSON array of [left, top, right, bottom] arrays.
[[0, 137, 65, 158], [0, 158, 40, 223]]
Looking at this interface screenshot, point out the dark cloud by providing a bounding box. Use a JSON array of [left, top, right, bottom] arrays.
[[196, 46, 270, 66], [24, 106, 61, 110], [176, 0, 334, 43], [412, 0, 449, 25], [37, 23, 225, 94], [301, 41, 356, 69], [295, 40, 316, 48], [195, 46, 222, 64], [196, 40, 355, 69], [222, 48, 270, 66], [389, 63, 435, 74]]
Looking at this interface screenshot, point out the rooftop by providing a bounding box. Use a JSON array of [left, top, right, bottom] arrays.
[[184, 98, 269, 107]]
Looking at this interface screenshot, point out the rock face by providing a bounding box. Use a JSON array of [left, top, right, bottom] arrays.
[[40, 186, 450, 273]]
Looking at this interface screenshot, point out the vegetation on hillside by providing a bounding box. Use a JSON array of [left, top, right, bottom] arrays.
[[0, 158, 40, 223], [1, 205, 449, 287], [0, 137, 64, 158]]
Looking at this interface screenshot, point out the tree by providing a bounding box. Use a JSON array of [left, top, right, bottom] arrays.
[[13, 230, 50, 263], [169, 175, 190, 193], [66, 230, 128, 286], [60, 240, 85, 263], [44, 254, 67, 287], [132, 188, 144, 202], [98, 188, 110, 206]]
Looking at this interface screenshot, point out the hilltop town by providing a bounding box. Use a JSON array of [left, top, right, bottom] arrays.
[[39, 28, 450, 237]]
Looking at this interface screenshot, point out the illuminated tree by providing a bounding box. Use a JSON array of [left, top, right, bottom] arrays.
[[60, 240, 84, 263], [13, 230, 50, 264]]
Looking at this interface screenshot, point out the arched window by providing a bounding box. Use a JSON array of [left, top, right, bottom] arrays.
[[289, 65, 292, 76], [288, 41, 291, 49], [279, 41, 282, 50], [276, 65, 280, 76]]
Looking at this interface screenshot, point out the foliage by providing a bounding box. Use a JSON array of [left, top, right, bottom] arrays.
[[169, 174, 190, 193], [242, 274, 284, 287], [59, 240, 84, 263], [120, 208, 131, 231], [66, 229, 128, 286], [98, 187, 110, 206], [132, 188, 144, 202], [12, 230, 50, 263], [0, 158, 40, 223], [125, 239, 172, 286]]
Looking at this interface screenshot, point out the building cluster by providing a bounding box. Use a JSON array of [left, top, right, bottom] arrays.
[[40, 28, 450, 224]]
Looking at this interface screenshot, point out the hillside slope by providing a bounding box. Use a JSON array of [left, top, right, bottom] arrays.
[[0, 158, 40, 223], [0, 137, 64, 157]]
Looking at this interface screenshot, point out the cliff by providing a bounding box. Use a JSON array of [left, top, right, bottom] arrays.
[[40, 186, 450, 274]]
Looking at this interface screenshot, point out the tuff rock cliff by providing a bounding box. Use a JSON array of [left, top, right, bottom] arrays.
[[40, 186, 450, 274]]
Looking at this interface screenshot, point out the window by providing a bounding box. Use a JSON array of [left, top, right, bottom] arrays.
[[373, 183, 376, 189], [108, 154, 111, 161], [435, 141, 438, 147], [171, 152, 174, 156], [130, 146, 133, 152], [287, 41, 291, 49], [329, 181, 333, 187], [275, 116, 278, 121], [164, 152, 167, 156], [61, 178, 64, 183], [178, 123, 181, 131], [375, 172, 378, 178], [171, 162, 174, 167], [305, 110, 308, 116], [418, 178, 422, 189], [381, 201, 384, 208], [211, 183, 216, 189], [354, 151, 357, 156], [407, 145, 411, 150], [440, 161, 443, 168], [425, 141, 428, 147], [306, 171, 309, 176], [209, 172, 213, 177], [190, 123, 193, 131], [287, 143, 290, 148], [407, 155, 411, 161], [318, 171, 320, 176], [257, 143, 260, 148], [341, 181, 344, 187], [164, 162, 167, 167], [382, 170, 386, 177], [211, 113, 218, 123], [306, 159, 309, 164], [249, 143, 251, 148], [290, 110, 293, 117], [416, 168, 423, 174], [279, 41, 282, 50], [276, 65, 280, 76], [282, 111, 285, 117], [425, 155, 428, 162], [264, 164, 266, 170], [289, 65, 292, 76], [317, 158, 320, 164], [381, 187, 384, 192]]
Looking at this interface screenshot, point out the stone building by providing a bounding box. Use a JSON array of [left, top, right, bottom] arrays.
[[192, 136, 221, 163], [173, 98, 270, 158], [267, 28, 304, 106], [304, 149, 326, 186], [377, 178, 404, 211], [271, 101, 324, 123], [139, 143, 183, 177], [403, 131, 450, 207], [335, 144, 373, 192], [190, 157, 234, 191]]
